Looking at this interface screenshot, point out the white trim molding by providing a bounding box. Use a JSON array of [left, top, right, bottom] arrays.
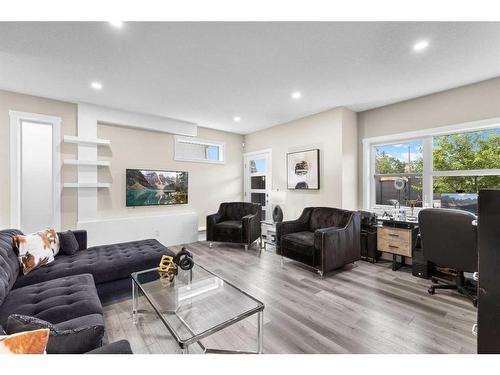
[[362, 117, 500, 209], [79, 103, 197, 136], [9, 110, 62, 231]]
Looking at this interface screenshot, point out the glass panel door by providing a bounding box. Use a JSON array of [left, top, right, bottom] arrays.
[[21, 121, 54, 233], [244, 151, 271, 222]]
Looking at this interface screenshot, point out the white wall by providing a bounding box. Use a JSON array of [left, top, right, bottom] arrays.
[[244, 107, 358, 220], [341, 109, 358, 210], [78, 213, 198, 247], [97, 124, 244, 228]]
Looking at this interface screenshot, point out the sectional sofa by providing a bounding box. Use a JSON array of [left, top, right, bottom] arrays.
[[0, 228, 175, 353]]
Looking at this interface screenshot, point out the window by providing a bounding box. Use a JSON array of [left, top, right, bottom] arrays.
[[374, 141, 423, 207], [432, 128, 500, 210], [365, 122, 500, 213], [174, 136, 225, 164]]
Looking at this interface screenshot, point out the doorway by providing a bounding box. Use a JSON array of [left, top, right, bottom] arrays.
[[243, 149, 272, 222], [10, 111, 61, 233]]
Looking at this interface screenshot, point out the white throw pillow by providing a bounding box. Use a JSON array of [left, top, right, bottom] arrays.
[[13, 229, 60, 275]]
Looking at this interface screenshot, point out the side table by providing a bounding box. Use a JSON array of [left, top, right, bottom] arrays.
[[260, 221, 277, 250]]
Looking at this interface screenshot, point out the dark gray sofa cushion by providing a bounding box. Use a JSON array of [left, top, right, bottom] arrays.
[[213, 220, 243, 243], [0, 229, 22, 306], [13, 239, 172, 289], [6, 313, 105, 354], [59, 231, 80, 256], [86, 339, 133, 354], [281, 231, 316, 256], [0, 273, 102, 327]]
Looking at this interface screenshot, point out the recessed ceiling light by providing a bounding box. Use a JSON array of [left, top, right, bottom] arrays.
[[291, 91, 302, 99], [413, 40, 429, 52], [233, 116, 241, 122], [91, 81, 103, 90], [109, 21, 124, 28]]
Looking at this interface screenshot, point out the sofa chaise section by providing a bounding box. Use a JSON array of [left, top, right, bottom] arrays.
[[12, 233, 173, 299]]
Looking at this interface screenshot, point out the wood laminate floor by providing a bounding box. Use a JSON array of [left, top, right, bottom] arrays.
[[102, 241, 477, 354]]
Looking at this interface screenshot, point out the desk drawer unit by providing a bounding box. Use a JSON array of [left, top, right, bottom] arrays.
[[377, 227, 412, 257]]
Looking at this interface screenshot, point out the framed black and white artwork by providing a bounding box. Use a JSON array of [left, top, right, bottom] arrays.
[[286, 149, 320, 190]]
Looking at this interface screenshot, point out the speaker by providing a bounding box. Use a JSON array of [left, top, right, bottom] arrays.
[[272, 205, 283, 222], [412, 243, 432, 279]]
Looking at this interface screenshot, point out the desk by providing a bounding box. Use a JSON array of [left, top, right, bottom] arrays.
[[377, 219, 419, 271]]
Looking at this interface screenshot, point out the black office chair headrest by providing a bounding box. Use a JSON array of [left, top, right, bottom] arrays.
[[418, 208, 478, 273]]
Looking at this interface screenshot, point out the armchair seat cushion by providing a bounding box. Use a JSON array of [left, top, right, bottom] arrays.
[[214, 220, 243, 230], [281, 231, 315, 256], [212, 220, 243, 243], [0, 274, 102, 327]]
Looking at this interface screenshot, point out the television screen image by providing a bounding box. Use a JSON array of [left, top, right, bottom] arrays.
[[126, 169, 188, 207], [440, 193, 478, 214]]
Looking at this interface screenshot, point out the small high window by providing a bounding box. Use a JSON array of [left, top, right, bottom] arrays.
[[174, 136, 225, 164]]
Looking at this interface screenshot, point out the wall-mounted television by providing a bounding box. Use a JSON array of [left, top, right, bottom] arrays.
[[126, 169, 188, 207], [440, 192, 478, 214]]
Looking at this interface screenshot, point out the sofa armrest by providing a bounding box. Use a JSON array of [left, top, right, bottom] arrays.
[[86, 340, 133, 354], [242, 212, 261, 245], [72, 230, 87, 251], [206, 213, 222, 241], [314, 212, 361, 272]]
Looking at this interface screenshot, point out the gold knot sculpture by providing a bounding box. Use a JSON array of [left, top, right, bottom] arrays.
[[158, 255, 178, 284]]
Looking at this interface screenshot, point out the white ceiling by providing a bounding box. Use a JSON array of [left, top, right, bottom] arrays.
[[0, 22, 499, 134]]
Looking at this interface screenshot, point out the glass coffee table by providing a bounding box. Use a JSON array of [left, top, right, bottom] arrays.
[[131, 263, 265, 354]]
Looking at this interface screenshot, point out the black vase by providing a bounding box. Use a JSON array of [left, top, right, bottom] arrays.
[[272, 205, 283, 223]]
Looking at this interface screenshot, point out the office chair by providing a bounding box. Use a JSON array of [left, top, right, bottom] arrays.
[[418, 208, 478, 307]]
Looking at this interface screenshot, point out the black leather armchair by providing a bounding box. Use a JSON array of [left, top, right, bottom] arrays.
[[206, 202, 262, 250], [276, 207, 361, 277], [418, 208, 478, 306]]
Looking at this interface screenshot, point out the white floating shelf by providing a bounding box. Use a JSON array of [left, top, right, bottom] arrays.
[[63, 159, 111, 167], [63, 135, 111, 146], [63, 182, 111, 188]]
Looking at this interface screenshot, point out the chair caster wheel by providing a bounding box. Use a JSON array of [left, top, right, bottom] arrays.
[[431, 278, 439, 284], [473, 299, 478, 308], [428, 287, 435, 295]]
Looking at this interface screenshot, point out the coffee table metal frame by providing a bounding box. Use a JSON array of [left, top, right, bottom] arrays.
[[131, 264, 264, 354]]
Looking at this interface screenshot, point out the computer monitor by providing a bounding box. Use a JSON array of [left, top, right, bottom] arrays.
[[440, 193, 478, 214]]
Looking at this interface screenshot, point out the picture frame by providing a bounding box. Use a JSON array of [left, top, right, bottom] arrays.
[[286, 149, 320, 190]]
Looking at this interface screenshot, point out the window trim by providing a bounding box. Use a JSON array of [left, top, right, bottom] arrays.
[[174, 135, 226, 164], [362, 117, 500, 210]]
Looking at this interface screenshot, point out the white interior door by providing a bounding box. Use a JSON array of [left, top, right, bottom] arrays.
[[243, 150, 272, 222]]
